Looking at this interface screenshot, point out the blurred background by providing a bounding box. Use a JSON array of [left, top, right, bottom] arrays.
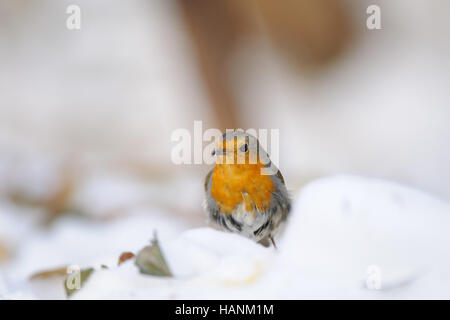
[[0, 0, 449, 298]]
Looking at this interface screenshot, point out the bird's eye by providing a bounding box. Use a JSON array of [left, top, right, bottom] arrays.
[[240, 144, 248, 152], [211, 149, 216, 156]]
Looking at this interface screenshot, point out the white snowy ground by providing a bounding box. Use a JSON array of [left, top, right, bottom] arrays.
[[2, 174, 449, 299]]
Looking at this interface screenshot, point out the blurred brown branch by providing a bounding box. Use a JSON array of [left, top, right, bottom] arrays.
[[178, 0, 353, 130]]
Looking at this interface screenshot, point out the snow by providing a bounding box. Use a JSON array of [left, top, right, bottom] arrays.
[[3, 175, 446, 299], [275, 176, 450, 298]]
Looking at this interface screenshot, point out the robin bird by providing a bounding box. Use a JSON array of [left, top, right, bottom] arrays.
[[204, 131, 290, 247]]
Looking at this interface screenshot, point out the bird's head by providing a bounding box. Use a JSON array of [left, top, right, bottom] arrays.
[[212, 130, 269, 167]]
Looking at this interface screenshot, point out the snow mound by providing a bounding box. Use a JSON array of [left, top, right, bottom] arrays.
[[276, 175, 450, 298], [72, 175, 450, 299]]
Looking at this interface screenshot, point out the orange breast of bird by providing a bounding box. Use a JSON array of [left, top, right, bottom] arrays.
[[211, 162, 274, 215]]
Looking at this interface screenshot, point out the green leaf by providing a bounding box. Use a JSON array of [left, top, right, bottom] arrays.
[[135, 234, 172, 277], [65, 267, 94, 297]]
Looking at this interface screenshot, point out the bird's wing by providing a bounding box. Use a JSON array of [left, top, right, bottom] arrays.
[[275, 170, 285, 185], [204, 169, 213, 191]]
